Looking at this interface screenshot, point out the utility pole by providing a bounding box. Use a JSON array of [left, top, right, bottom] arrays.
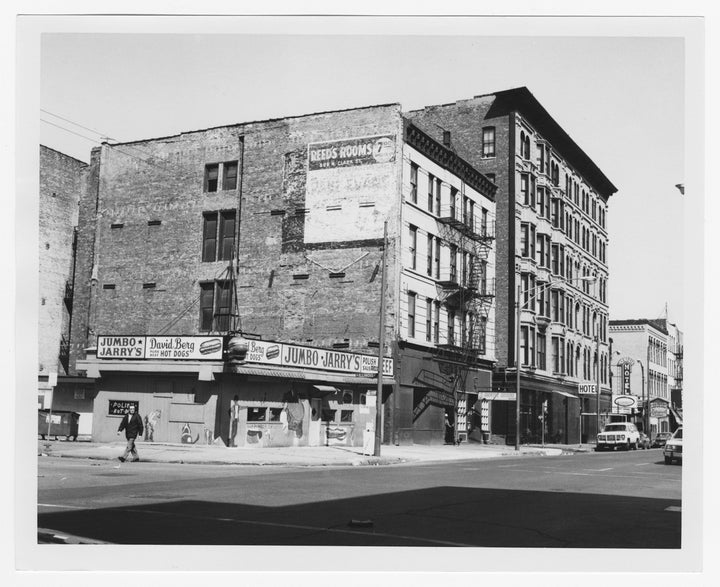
[[374, 221, 388, 457], [515, 284, 521, 451]]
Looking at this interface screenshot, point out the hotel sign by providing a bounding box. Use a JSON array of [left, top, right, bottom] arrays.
[[97, 336, 223, 361], [308, 135, 396, 170], [578, 383, 597, 395], [243, 339, 393, 377]]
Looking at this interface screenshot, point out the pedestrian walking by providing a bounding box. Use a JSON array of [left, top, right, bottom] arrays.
[[117, 404, 144, 462], [229, 395, 241, 447]]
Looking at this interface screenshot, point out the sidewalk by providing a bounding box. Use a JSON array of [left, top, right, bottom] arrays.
[[38, 438, 594, 467]]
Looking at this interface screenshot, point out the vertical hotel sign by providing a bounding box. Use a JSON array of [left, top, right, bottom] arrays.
[[305, 134, 397, 244], [623, 364, 632, 394]]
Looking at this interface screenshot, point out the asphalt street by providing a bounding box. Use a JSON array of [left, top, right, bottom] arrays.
[[37, 448, 681, 548]]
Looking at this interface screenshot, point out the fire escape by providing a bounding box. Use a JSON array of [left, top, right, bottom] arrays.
[[434, 194, 496, 442]]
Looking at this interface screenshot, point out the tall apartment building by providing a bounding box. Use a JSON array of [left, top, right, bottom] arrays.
[[407, 87, 617, 444], [610, 318, 682, 436], [38, 146, 97, 434], [68, 104, 497, 447]]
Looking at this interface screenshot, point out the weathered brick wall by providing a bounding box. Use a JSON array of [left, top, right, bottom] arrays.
[[71, 105, 404, 361], [39, 145, 85, 375], [405, 97, 513, 365]]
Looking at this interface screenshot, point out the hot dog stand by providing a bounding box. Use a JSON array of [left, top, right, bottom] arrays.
[[76, 335, 394, 447]]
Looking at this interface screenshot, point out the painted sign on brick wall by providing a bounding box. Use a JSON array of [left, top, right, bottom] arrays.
[[305, 134, 397, 243], [97, 335, 223, 361]]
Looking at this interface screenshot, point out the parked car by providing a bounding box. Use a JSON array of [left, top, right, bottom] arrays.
[[663, 427, 683, 465], [596, 422, 641, 451], [638, 432, 651, 450], [652, 431, 672, 448]]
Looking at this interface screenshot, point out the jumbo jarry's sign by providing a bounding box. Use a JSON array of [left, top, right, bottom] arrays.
[[97, 336, 223, 361], [243, 339, 394, 377]]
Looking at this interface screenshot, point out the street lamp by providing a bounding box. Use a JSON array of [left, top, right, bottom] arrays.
[[635, 358, 647, 436], [514, 274, 597, 451]]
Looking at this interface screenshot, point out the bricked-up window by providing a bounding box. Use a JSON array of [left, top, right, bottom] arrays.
[[482, 127, 495, 158], [199, 280, 234, 331], [407, 291, 416, 338], [223, 161, 238, 190], [202, 211, 236, 262], [410, 163, 418, 203], [205, 164, 219, 192]]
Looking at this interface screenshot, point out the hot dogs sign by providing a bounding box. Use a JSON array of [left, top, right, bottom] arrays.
[[97, 336, 223, 361]]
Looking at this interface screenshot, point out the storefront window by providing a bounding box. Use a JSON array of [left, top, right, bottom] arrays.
[[269, 408, 283, 421], [247, 407, 267, 422], [341, 410, 354, 423], [321, 409, 336, 422]]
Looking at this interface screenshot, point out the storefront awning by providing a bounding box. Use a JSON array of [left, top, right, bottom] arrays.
[[551, 389, 577, 399], [228, 364, 394, 386], [312, 385, 339, 395]]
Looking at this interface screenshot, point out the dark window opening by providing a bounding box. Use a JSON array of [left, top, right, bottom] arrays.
[[340, 410, 354, 423], [223, 161, 238, 190], [247, 407, 267, 422], [205, 164, 219, 192]]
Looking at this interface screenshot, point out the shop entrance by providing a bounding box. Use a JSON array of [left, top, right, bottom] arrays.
[[308, 398, 322, 446]]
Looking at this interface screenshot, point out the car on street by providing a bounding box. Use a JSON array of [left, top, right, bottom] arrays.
[[638, 432, 651, 450], [652, 431, 672, 448], [596, 422, 641, 451], [663, 427, 683, 465]]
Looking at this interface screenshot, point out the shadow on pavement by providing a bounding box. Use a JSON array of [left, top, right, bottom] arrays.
[[38, 486, 681, 548]]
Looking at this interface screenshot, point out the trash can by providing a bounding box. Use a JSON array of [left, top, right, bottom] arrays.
[[38, 409, 80, 441], [482, 431, 490, 444]]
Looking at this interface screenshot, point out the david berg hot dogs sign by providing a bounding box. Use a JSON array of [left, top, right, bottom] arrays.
[[97, 336, 223, 360], [244, 339, 394, 377]]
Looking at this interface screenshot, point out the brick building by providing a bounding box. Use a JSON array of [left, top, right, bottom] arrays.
[[610, 318, 682, 437], [38, 146, 97, 435], [69, 104, 497, 447], [407, 87, 617, 444]]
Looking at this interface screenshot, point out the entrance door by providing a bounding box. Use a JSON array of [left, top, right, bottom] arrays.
[[308, 398, 322, 446]]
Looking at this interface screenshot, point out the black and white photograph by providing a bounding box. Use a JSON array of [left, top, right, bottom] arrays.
[[8, 3, 713, 583]]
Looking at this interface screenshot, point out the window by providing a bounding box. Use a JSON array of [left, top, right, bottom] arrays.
[[205, 164, 219, 192], [520, 222, 536, 258], [450, 244, 458, 282], [482, 127, 496, 158], [247, 407, 266, 422], [481, 208, 489, 237], [269, 408, 283, 422], [223, 161, 238, 190], [410, 163, 418, 203], [427, 173, 435, 211], [537, 234, 550, 268], [407, 291, 416, 338], [448, 309, 456, 345], [551, 336, 565, 373], [434, 237, 441, 279], [340, 410, 354, 423], [425, 298, 432, 342], [202, 210, 236, 262], [477, 316, 487, 354], [521, 272, 536, 308], [433, 301, 440, 344], [322, 409, 337, 422], [521, 325, 535, 366], [426, 234, 434, 276], [520, 174, 529, 205], [200, 280, 233, 331], [435, 177, 442, 215], [450, 187, 458, 219], [537, 334, 547, 371], [409, 225, 417, 269]]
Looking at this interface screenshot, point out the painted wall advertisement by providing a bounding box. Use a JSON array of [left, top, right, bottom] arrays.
[[244, 339, 394, 377], [108, 399, 139, 416], [97, 335, 223, 361], [305, 134, 397, 244]]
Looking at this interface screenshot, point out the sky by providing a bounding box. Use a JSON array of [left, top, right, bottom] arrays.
[[33, 17, 695, 328]]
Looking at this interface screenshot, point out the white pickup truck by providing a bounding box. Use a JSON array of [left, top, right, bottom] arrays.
[[596, 422, 641, 451]]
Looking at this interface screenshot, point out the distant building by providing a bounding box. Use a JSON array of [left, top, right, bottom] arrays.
[[38, 146, 94, 433], [68, 105, 497, 447], [609, 318, 679, 436], [408, 87, 617, 444]]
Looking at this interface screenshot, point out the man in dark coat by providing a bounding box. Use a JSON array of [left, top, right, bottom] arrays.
[[117, 404, 144, 462]]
